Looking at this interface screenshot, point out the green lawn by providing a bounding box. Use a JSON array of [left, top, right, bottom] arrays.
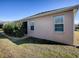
[[0, 33, 79, 58]]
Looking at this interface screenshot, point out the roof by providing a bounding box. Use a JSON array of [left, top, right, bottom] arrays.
[[19, 4, 79, 22]]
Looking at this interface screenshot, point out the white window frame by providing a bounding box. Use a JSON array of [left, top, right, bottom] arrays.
[[30, 21, 35, 31], [53, 15, 64, 32]]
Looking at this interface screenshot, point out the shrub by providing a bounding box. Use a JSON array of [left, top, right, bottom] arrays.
[[3, 22, 25, 37]]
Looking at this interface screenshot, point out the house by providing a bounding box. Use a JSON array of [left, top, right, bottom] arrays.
[[19, 5, 79, 45]]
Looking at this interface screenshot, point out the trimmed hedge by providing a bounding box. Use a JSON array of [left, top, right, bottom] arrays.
[[3, 22, 25, 37]]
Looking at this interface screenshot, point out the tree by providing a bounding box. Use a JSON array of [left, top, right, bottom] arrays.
[[3, 22, 25, 37]]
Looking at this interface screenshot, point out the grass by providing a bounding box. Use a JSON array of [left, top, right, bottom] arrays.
[[0, 33, 79, 58], [0, 29, 79, 58], [74, 31, 79, 45], [0, 29, 3, 32]]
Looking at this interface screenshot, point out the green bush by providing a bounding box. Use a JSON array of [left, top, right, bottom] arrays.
[[3, 22, 25, 37]]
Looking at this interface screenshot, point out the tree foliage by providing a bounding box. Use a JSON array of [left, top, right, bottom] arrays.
[[3, 22, 25, 37]]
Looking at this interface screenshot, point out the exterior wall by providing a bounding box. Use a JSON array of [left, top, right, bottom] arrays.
[[27, 10, 74, 45]]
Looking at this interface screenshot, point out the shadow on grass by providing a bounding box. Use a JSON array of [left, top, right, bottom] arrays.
[[0, 32, 69, 46], [0, 33, 7, 39], [12, 37, 68, 45]]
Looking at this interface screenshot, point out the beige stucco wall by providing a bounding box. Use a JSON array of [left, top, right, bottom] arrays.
[[27, 10, 74, 45]]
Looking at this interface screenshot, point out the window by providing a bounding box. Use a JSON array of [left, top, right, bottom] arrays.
[[54, 15, 64, 32], [31, 26, 34, 30], [30, 21, 34, 31]]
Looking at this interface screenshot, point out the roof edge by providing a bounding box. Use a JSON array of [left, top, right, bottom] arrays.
[[19, 4, 79, 21]]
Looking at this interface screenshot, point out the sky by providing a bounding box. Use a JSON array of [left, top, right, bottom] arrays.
[[0, 0, 79, 24]]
